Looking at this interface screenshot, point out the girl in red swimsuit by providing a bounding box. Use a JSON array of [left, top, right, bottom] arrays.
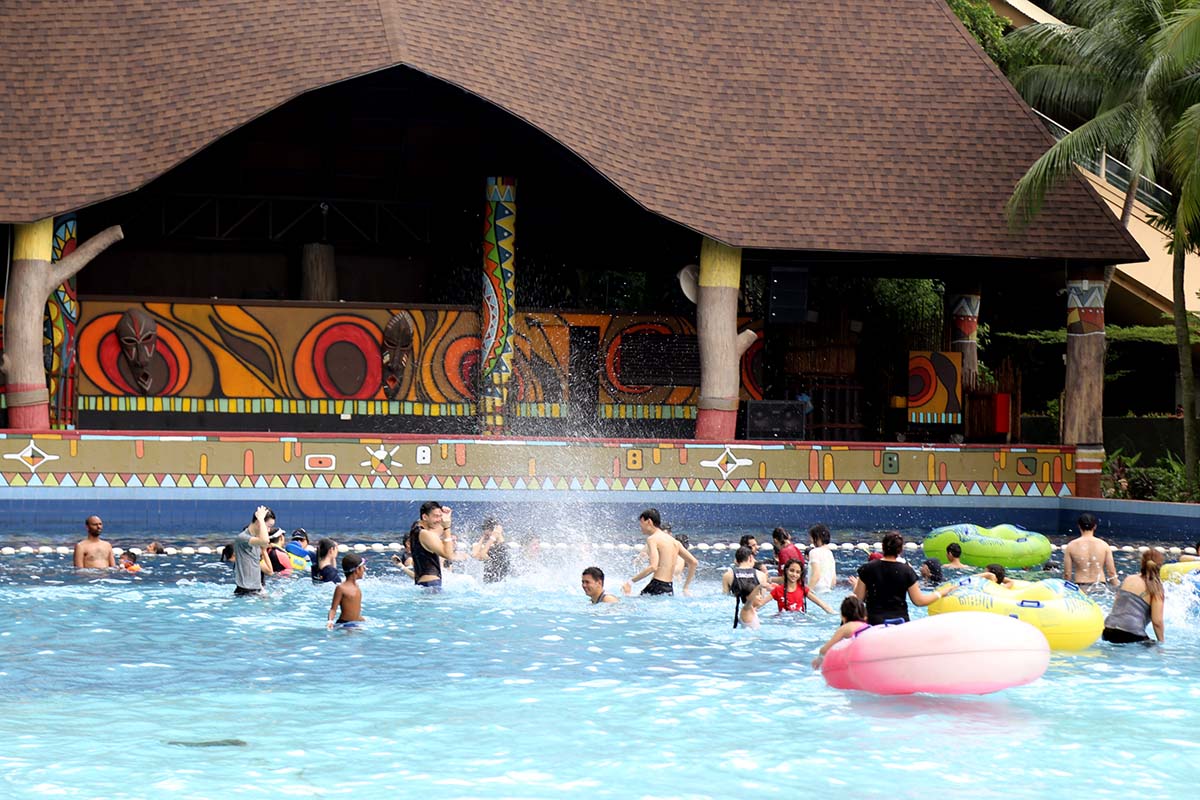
[[771, 559, 834, 614]]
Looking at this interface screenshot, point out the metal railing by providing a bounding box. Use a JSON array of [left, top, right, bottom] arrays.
[[1034, 109, 1174, 214]]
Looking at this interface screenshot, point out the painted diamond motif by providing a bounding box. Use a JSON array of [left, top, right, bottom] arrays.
[[699, 446, 753, 480], [3, 440, 60, 473]]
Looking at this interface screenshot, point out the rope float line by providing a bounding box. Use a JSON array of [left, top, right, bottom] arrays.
[[0, 543, 1195, 557]]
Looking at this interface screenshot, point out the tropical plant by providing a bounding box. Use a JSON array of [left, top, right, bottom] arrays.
[[1005, 0, 1200, 493]]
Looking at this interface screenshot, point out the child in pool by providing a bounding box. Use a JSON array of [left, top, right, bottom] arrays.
[[736, 584, 773, 629], [327, 553, 366, 629], [981, 563, 1015, 587], [811, 596, 870, 669], [771, 558, 833, 614], [120, 551, 141, 573]]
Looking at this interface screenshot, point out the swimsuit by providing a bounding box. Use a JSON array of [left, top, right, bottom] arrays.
[[335, 620, 365, 629], [641, 578, 674, 596], [418, 578, 443, 592], [233, 586, 262, 596], [592, 591, 611, 605], [411, 529, 443, 586], [1102, 588, 1152, 643]]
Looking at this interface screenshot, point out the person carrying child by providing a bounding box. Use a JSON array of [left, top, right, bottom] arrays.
[[327, 553, 366, 629], [811, 596, 870, 669], [725, 545, 771, 628]]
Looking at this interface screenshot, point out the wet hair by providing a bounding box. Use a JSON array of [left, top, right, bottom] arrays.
[[582, 566, 605, 583], [772, 527, 790, 545], [734, 545, 755, 564], [316, 537, 338, 564], [1078, 512, 1097, 531], [1140, 550, 1164, 599], [986, 563, 1007, 584], [419, 501, 442, 518], [220, 544, 235, 561], [739, 534, 758, 549], [639, 508, 661, 527], [249, 507, 275, 524], [840, 595, 867, 623], [674, 533, 690, 550], [122, 551, 138, 564], [881, 531, 904, 557], [946, 542, 962, 559], [146, 541, 165, 554], [922, 558, 944, 584], [781, 558, 806, 590], [809, 524, 831, 546], [481, 516, 500, 533]]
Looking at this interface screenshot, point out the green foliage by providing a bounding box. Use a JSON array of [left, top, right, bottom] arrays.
[[946, 0, 1013, 69], [1104, 448, 1200, 502], [994, 322, 1200, 346]]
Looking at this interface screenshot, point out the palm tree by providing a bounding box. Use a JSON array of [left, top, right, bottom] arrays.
[[1005, 0, 1200, 491]]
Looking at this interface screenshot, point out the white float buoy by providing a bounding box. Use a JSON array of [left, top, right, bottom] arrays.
[[111, 547, 123, 556], [712, 543, 728, 551], [181, 547, 196, 555], [694, 542, 710, 551], [903, 542, 919, 551], [387, 542, 402, 551], [0, 547, 15, 555], [1121, 545, 1135, 552], [1169, 547, 1182, 555], [353, 544, 367, 552], [370, 543, 385, 552], [1137, 546, 1150, 553], [1154, 546, 1167, 553], [840, 542, 856, 551], [165, 547, 179, 555], [1186, 547, 1198, 555], [55, 546, 71, 555], [758, 543, 772, 552], [197, 546, 213, 555], [129, 548, 142, 555], [37, 546, 53, 554], [872, 542, 883, 550]]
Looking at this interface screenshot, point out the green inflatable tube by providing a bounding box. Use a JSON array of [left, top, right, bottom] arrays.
[[922, 523, 1052, 569]]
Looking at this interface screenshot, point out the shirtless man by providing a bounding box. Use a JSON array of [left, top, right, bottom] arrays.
[[581, 566, 619, 604], [1063, 512, 1117, 590], [73, 516, 115, 568], [944, 543, 968, 570], [623, 508, 698, 596]]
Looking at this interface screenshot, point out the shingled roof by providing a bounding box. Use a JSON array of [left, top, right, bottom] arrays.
[[0, 0, 1145, 263]]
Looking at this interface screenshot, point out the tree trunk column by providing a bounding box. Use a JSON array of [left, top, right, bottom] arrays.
[[695, 237, 754, 440], [6, 220, 55, 429], [479, 177, 516, 436], [1062, 268, 1106, 498], [947, 290, 981, 391]]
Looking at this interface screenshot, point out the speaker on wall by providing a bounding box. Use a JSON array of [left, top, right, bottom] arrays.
[[768, 266, 809, 325], [744, 399, 808, 439]]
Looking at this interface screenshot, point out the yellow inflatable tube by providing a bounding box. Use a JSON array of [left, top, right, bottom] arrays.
[[1160, 560, 1200, 583], [930, 576, 1104, 651]]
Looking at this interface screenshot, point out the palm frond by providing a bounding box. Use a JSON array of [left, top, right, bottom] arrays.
[[1008, 105, 1135, 226]]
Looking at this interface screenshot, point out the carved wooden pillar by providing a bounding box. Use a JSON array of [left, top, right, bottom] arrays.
[[695, 237, 756, 440], [1062, 267, 1106, 497], [479, 177, 516, 435], [947, 289, 981, 391]]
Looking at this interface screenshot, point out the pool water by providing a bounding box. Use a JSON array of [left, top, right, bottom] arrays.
[[1, 544, 1198, 799]]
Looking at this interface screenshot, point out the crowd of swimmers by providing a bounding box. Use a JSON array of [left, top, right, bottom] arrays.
[[69, 507, 1190, 646]]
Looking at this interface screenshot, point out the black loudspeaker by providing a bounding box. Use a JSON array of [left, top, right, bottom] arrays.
[[745, 400, 808, 439], [768, 266, 809, 325]]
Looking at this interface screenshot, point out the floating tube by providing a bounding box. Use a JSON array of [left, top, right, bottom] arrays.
[[922, 523, 1052, 568], [820, 612, 1049, 695], [1160, 560, 1200, 583], [930, 576, 1103, 651]]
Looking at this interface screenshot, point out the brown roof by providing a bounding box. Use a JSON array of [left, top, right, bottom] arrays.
[[0, 0, 1145, 263]]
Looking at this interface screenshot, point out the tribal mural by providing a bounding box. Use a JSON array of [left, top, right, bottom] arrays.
[[480, 177, 517, 433], [74, 301, 762, 428], [908, 351, 963, 425], [44, 214, 79, 427]]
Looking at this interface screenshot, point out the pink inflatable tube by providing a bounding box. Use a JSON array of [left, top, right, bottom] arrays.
[[821, 611, 1049, 695]]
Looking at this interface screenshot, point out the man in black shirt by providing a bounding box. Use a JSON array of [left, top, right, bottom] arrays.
[[853, 531, 947, 625]]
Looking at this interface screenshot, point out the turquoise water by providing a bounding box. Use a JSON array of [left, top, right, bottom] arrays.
[[1, 545, 1198, 799]]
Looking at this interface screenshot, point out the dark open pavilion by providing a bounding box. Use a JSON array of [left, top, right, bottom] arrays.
[[0, 1, 1145, 491]]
